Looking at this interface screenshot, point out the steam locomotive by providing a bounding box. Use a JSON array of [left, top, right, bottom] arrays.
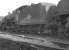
[[0, 2, 69, 39]]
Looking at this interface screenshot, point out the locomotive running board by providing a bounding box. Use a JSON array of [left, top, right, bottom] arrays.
[[0, 32, 69, 50]]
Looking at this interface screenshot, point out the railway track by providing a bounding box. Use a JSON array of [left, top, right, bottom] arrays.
[[0, 32, 69, 50]]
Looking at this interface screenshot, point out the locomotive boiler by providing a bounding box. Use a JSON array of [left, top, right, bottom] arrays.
[[0, 3, 58, 34], [0, 2, 69, 40]]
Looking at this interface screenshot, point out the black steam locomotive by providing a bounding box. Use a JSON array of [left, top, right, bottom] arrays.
[[0, 3, 69, 40]]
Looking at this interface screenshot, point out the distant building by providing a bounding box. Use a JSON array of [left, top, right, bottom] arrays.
[[57, 0, 69, 28], [57, 0, 69, 14]]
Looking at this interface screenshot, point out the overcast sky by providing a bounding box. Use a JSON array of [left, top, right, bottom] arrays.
[[0, 0, 60, 16]]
